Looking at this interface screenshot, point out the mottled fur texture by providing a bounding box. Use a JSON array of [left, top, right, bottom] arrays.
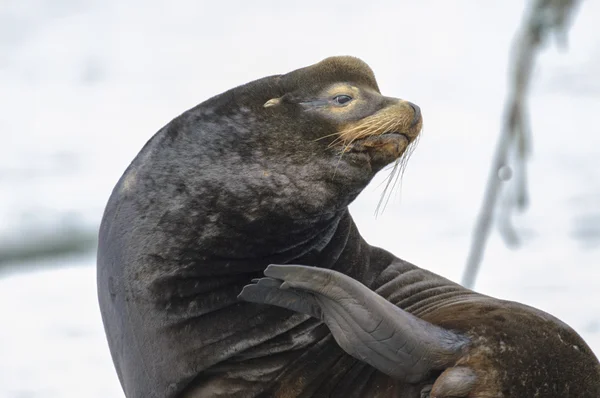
[[97, 56, 599, 397]]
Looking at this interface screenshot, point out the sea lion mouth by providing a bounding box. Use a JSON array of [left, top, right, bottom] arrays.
[[345, 131, 410, 161]]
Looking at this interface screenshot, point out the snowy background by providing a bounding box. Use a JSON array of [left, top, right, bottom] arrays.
[[1, 1, 599, 397]]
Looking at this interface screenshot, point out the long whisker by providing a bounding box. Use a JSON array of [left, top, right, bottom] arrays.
[[391, 135, 420, 204], [373, 162, 400, 189], [375, 159, 400, 216], [377, 132, 421, 214], [382, 160, 401, 214], [327, 135, 345, 149], [313, 132, 341, 142], [391, 151, 408, 203]]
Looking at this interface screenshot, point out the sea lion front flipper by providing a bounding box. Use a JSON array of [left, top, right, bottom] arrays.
[[240, 264, 468, 384], [238, 277, 323, 320]]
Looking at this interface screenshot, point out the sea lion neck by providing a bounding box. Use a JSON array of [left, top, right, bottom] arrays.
[[188, 209, 350, 275], [170, 209, 372, 280], [291, 210, 380, 284]]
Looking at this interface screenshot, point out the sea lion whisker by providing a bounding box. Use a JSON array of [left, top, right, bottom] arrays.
[[384, 163, 401, 213], [313, 132, 342, 143], [372, 163, 400, 190], [378, 137, 416, 215], [379, 118, 397, 133], [394, 141, 416, 189], [332, 109, 404, 146], [341, 135, 362, 153], [375, 159, 400, 216], [390, 136, 420, 203], [341, 117, 384, 140], [390, 157, 407, 205], [327, 135, 345, 149], [339, 127, 366, 142], [372, 118, 416, 214], [378, 117, 401, 136]]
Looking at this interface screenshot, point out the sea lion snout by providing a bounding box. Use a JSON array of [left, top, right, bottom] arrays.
[[338, 100, 422, 144], [407, 101, 421, 128], [396, 100, 422, 141]]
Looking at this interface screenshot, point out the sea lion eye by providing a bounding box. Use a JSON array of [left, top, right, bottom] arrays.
[[333, 95, 353, 106]]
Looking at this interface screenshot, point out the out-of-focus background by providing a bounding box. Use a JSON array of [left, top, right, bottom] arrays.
[[1, 1, 598, 397]]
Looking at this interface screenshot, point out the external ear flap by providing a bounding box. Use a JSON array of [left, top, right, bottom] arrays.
[[263, 97, 282, 108], [430, 367, 477, 397]]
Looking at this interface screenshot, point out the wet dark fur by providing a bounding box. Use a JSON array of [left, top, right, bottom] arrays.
[[97, 57, 600, 397]]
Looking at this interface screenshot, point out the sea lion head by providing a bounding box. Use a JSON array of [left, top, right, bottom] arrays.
[[263, 56, 422, 174], [164, 56, 422, 221], [259, 56, 422, 210]]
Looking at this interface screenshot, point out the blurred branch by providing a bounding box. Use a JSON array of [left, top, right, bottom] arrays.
[[462, 0, 582, 289], [0, 226, 97, 268]]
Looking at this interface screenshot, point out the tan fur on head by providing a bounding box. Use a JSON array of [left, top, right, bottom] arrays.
[[287, 55, 380, 92]]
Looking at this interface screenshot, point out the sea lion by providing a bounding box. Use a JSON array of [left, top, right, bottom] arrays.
[[97, 56, 600, 398]]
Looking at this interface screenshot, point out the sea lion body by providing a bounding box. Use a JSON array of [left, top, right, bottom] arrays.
[[97, 57, 600, 397]]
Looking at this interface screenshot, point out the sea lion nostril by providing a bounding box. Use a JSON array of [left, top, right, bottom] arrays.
[[408, 101, 421, 127]]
